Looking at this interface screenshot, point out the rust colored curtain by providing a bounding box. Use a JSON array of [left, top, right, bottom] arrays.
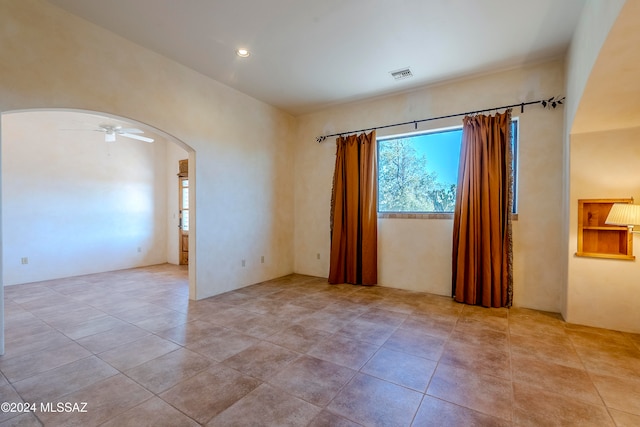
[[329, 131, 378, 285], [452, 110, 513, 307]]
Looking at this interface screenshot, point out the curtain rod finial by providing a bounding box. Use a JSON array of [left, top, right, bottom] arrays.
[[316, 136, 326, 143], [541, 96, 565, 110]]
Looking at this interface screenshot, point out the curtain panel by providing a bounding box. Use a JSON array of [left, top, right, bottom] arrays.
[[329, 131, 378, 285], [452, 110, 513, 307]]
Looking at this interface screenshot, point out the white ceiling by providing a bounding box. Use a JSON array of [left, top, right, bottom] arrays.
[[46, 0, 586, 116]]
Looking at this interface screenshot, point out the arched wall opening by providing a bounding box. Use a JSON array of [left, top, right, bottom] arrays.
[[564, 0, 640, 333], [0, 108, 197, 301]]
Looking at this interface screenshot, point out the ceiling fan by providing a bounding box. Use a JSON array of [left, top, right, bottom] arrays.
[[94, 124, 154, 143], [63, 124, 154, 143]]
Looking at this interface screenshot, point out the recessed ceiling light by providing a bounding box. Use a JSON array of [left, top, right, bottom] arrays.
[[236, 48, 250, 57]]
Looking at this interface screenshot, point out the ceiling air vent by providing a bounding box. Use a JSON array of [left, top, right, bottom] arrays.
[[390, 68, 413, 81]]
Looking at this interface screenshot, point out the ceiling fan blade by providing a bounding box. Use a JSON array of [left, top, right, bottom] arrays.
[[121, 133, 154, 143], [119, 128, 143, 134]]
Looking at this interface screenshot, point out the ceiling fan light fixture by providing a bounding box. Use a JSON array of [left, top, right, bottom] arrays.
[[236, 48, 250, 58], [65, 123, 153, 143]]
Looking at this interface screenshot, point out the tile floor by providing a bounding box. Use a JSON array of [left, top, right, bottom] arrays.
[[1, 264, 639, 426]]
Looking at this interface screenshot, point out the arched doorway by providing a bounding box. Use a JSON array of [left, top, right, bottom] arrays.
[[0, 108, 197, 313]]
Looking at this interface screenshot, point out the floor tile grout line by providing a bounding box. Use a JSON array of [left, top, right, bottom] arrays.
[[510, 312, 631, 422], [5, 266, 640, 425], [571, 332, 620, 425], [114, 350, 210, 426]]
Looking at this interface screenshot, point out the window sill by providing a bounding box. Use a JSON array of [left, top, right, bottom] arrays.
[[378, 212, 519, 220], [378, 212, 453, 219]]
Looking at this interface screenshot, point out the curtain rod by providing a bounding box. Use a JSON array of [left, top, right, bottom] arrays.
[[315, 96, 564, 143]]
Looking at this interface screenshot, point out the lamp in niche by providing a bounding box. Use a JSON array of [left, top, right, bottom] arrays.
[[605, 203, 640, 233]]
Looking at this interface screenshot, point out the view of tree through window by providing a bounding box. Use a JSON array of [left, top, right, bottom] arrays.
[[378, 128, 460, 212], [378, 121, 517, 213]]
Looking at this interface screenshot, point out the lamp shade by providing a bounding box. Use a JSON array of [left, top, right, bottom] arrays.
[[605, 203, 640, 226]]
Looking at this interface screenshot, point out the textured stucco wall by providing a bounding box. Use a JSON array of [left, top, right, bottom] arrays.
[[568, 127, 640, 332], [0, 0, 296, 299], [295, 59, 566, 313], [565, 0, 640, 333]]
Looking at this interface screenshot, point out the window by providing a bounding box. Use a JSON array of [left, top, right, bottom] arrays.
[[180, 178, 189, 231], [377, 120, 518, 213]]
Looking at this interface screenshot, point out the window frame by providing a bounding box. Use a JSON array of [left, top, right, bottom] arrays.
[[376, 118, 519, 215], [179, 177, 189, 231]]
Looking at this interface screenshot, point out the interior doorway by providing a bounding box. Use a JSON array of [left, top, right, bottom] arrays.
[[178, 159, 189, 265], [1, 108, 197, 299]]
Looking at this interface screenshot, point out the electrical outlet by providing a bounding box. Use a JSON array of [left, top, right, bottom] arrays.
[[316, 253, 321, 260], [241, 259, 246, 267], [261, 255, 265, 264], [21, 257, 28, 265]]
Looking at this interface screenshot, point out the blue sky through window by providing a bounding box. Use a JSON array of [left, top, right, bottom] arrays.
[[411, 128, 462, 186], [377, 120, 517, 213]]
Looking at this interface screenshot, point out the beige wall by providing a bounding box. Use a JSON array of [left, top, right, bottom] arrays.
[[568, 127, 640, 332], [564, 0, 626, 130], [0, 0, 296, 299], [295, 59, 566, 313], [565, 0, 640, 333]]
